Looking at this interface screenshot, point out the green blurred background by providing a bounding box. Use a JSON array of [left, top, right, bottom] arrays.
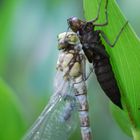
[[0, 0, 139, 140]]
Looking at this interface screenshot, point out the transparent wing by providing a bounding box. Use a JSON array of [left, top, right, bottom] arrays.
[[23, 70, 79, 140]]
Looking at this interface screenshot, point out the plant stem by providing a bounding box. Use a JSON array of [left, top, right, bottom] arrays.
[[131, 128, 140, 140]]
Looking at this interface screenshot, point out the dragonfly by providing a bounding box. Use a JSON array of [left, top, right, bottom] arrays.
[[23, 31, 93, 140]]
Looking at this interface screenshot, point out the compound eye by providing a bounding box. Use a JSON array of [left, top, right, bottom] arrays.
[[67, 33, 79, 45]]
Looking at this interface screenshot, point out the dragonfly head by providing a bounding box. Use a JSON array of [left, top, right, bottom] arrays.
[[57, 32, 80, 50]]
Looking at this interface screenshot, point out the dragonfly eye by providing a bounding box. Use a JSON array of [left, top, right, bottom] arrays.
[[57, 32, 79, 50], [67, 33, 79, 45]]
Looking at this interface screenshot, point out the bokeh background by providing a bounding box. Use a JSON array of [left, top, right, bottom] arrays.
[[0, 0, 139, 140]]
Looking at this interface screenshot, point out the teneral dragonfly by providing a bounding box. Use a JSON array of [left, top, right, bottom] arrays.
[[23, 31, 92, 140]]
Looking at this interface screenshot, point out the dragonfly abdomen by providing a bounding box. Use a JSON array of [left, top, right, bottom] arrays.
[[74, 77, 92, 140]]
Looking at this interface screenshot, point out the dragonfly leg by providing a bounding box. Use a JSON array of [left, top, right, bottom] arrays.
[[94, 0, 108, 26], [89, 0, 102, 22], [83, 66, 93, 81], [99, 21, 128, 47]]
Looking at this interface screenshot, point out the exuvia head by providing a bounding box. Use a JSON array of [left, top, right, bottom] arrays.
[[67, 16, 94, 33], [57, 32, 80, 50], [67, 16, 85, 32]]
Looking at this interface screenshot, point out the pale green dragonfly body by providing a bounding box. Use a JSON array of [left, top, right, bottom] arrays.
[[24, 32, 92, 140]]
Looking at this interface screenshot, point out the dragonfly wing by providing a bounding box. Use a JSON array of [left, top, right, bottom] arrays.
[[24, 71, 79, 140]]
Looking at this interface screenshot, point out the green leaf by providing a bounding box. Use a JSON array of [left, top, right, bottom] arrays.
[[0, 78, 26, 140], [111, 103, 132, 136], [0, 0, 19, 76], [83, 0, 140, 137]]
